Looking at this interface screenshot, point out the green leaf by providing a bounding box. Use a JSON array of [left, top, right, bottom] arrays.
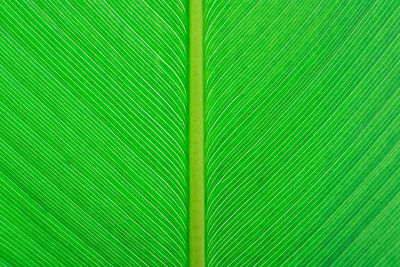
[[0, 0, 189, 265], [204, 0, 400, 266], [2, 0, 400, 266]]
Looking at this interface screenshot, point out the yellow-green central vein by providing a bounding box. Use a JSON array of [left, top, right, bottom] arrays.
[[189, 0, 205, 266]]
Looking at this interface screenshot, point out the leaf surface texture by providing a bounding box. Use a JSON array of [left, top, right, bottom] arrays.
[[0, 0, 189, 265], [204, 0, 400, 265]]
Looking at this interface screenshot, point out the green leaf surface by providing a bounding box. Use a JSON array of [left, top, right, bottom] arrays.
[[1, 0, 400, 266], [0, 0, 189, 265], [204, 0, 400, 266]]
